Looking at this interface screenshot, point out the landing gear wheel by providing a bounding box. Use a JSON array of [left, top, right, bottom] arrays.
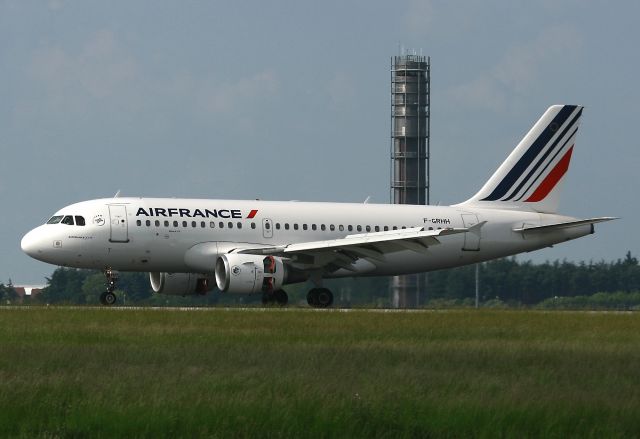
[[307, 288, 333, 308], [274, 289, 288, 306], [99, 291, 117, 306], [316, 288, 333, 308], [103, 291, 117, 306], [262, 292, 274, 305]]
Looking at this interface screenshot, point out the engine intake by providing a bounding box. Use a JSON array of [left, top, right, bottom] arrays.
[[215, 254, 284, 294], [149, 272, 214, 296]]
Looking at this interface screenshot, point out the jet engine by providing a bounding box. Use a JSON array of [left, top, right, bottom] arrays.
[[215, 254, 285, 294], [149, 272, 215, 296]]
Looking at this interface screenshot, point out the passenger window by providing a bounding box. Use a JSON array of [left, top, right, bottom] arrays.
[[265, 222, 270, 230], [155, 220, 160, 227], [384, 226, 389, 231], [276, 223, 281, 230], [191, 221, 196, 228], [330, 224, 335, 231], [201, 221, 205, 228], [321, 224, 326, 231], [339, 225, 344, 231], [61, 216, 74, 225], [146, 220, 151, 227], [393, 226, 398, 230], [182, 221, 187, 227], [366, 226, 371, 232], [285, 223, 289, 230], [210, 221, 215, 228], [136, 220, 141, 226], [374, 226, 380, 232], [228, 222, 233, 228], [251, 222, 256, 229], [75, 216, 85, 226], [312, 224, 317, 231], [173, 221, 179, 227], [348, 225, 353, 232], [294, 224, 299, 230], [237, 222, 242, 229], [47, 216, 63, 224], [303, 224, 308, 231], [219, 222, 224, 228], [357, 225, 362, 232], [164, 221, 170, 227]]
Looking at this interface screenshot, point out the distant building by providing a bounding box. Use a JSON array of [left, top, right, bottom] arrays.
[[12, 285, 45, 299]]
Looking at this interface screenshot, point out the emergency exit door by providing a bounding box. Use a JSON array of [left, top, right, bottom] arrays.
[[262, 218, 273, 239]]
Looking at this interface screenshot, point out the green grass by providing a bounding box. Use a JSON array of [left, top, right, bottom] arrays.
[[1, 308, 640, 438]]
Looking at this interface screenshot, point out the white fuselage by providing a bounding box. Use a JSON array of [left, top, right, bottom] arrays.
[[21, 197, 592, 279]]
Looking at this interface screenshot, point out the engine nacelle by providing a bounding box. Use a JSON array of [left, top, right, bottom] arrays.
[[215, 254, 285, 294], [149, 272, 215, 296]]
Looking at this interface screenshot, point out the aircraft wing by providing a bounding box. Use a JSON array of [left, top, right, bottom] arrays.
[[512, 217, 618, 233], [237, 223, 484, 272]]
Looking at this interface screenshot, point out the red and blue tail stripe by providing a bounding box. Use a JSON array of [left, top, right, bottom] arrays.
[[460, 105, 584, 213], [480, 105, 582, 203]]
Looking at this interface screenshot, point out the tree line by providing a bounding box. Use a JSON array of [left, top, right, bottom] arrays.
[[2, 252, 639, 308]]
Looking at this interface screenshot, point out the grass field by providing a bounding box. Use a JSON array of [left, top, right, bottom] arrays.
[[1, 307, 640, 438]]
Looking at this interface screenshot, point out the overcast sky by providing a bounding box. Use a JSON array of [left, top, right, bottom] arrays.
[[1, 0, 637, 284]]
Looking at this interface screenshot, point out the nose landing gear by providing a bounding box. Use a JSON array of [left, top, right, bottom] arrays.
[[99, 268, 118, 306]]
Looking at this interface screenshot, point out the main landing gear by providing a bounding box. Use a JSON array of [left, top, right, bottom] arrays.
[[307, 288, 333, 308], [99, 268, 118, 306], [262, 289, 289, 306]]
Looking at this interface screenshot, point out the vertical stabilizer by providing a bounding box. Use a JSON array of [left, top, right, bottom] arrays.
[[459, 105, 583, 213]]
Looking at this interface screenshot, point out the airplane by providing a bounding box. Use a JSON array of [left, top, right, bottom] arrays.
[[21, 105, 615, 307]]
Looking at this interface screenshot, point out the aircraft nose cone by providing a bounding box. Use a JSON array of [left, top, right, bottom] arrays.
[[21, 229, 41, 258]]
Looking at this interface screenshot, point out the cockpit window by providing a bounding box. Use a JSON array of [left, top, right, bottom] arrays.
[[61, 215, 75, 225], [75, 216, 86, 226], [47, 216, 63, 224]]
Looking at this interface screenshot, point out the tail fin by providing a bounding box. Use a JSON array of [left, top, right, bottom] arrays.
[[459, 105, 583, 213]]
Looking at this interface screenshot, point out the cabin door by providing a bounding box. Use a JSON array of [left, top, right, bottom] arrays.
[[108, 205, 129, 243]]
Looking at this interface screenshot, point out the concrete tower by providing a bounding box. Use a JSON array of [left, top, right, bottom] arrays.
[[390, 54, 431, 308], [391, 54, 430, 205]]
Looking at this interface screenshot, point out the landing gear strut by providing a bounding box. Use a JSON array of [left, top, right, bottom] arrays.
[[99, 268, 118, 306], [262, 289, 289, 306], [307, 288, 333, 308]]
